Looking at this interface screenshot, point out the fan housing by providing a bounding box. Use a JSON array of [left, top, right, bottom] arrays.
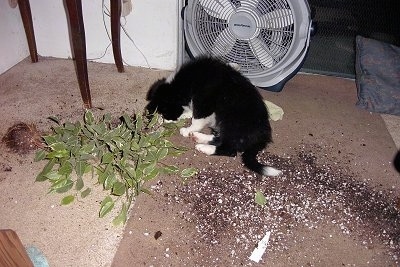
[[183, 0, 312, 91]]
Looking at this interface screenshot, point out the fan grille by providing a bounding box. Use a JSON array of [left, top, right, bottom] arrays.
[[191, 0, 295, 75]]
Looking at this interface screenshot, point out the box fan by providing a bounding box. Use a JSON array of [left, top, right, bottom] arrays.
[[178, 0, 313, 91]]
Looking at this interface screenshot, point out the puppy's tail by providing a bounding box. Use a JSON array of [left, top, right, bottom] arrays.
[[242, 148, 282, 176]]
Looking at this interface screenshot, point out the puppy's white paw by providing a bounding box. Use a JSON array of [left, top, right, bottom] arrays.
[[191, 132, 214, 144], [180, 127, 191, 137], [195, 144, 216, 155]]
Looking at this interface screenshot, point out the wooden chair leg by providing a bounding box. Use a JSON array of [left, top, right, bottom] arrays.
[[110, 0, 124, 73], [17, 0, 38, 63], [0, 229, 34, 267], [64, 0, 92, 109]]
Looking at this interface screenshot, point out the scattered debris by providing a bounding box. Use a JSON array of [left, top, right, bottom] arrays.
[[164, 144, 400, 265], [154, 231, 162, 240], [249, 231, 271, 263], [1, 122, 43, 154], [1, 163, 12, 172]]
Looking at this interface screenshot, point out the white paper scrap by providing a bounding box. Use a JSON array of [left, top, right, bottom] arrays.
[[249, 231, 271, 263]]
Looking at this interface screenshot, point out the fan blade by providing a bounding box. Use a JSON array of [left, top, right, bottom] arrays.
[[211, 28, 236, 56], [249, 38, 275, 68], [239, 0, 260, 9], [259, 9, 293, 29], [199, 0, 236, 20]]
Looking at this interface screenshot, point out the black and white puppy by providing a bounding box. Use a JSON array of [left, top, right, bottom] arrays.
[[146, 57, 282, 176]]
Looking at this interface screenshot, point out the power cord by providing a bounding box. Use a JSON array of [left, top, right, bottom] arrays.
[[87, 0, 151, 69]]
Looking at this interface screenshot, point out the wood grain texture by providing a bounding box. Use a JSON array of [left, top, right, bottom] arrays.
[[0, 229, 33, 267]]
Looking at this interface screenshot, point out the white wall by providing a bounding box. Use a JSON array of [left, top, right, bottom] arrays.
[[0, 0, 179, 75], [0, 0, 30, 74]]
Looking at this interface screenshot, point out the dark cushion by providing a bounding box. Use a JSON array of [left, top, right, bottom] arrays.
[[355, 36, 400, 115]]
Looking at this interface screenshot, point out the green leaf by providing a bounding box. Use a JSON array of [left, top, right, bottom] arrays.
[[134, 168, 143, 182], [46, 149, 69, 159], [99, 196, 114, 218], [143, 162, 156, 175], [181, 167, 198, 178], [135, 114, 143, 132], [120, 127, 132, 140], [82, 127, 94, 138], [75, 161, 89, 177], [143, 168, 159, 181], [70, 145, 80, 157], [48, 116, 60, 124], [73, 121, 82, 135], [78, 154, 93, 161], [138, 135, 150, 147], [112, 203, 128, 226], [167, 147, 186, 156], [76, 177, 84, 191], [162, 122, 178, 129], [106, 141, 117, 152], [81, 188, 91, 198], [52, 126, 64, 134], [124, 166, 136, 179], [44, 170, 63, 180], [101, 153, 114, 164], [81, 141, 96, 154], [147, 113, 159, 129], [58, 161, 73, 176], [104, 172, 117, 190], [42, 135, 58, 146], [64, 135, 79, 147], [96, 167, 107, 184], [92, 122, 107, 136], [121, 114, 134, 129], [64, 122, 76, 132], [255, 190, 267, 207], [35, 175, 49, 183], [103, 113, 112, 123], [61, 195, 75, 205], [55, 179, 74, 193], [130, 140, 140, 151], [160, 165, 179, 174], [140, 187, 152, 195], [112, 181, 126, 196], [156, 147, 168, 160], [36, 158, 56, 182], [84, 110, 95, 125], [113, 136, 126, 149], [148, 131, 162, 143], [34, 150, 47, 162], [49, 142, 67, 151]]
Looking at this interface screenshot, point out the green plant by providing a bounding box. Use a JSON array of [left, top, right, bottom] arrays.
[[255, 190, 267, 207], [34, 110, 197, 225]]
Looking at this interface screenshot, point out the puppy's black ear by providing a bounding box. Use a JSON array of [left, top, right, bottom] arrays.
[[147, 78, 167, 101]]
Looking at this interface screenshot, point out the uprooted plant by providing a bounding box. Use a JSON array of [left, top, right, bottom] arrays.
[[34, 110, 197, 225]]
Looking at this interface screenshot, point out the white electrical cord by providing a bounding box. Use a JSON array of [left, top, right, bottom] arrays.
[[88, 0, 151, 69]]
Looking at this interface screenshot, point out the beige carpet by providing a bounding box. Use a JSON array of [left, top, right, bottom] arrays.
[[0, 57, 167, 267], [0, 57, 399, 266]]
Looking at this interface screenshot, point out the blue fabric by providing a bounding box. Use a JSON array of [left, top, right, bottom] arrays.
[[355, 36, 400, 115], [26, 245, 50, 267]]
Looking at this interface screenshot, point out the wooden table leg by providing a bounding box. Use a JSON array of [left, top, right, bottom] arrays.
[[64, 0, 92, 109], [17, 0, 38, 63], [0, 229, 34, 267], [110, 0, 124, 73]]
